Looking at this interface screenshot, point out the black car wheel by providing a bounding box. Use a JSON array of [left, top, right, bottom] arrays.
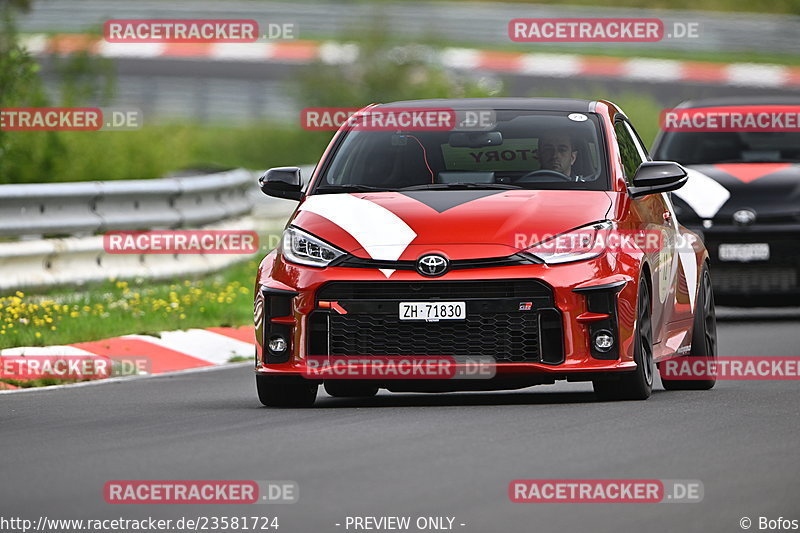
[[256, 375, 318, 407], [593, 277, 654, 401], [660, 265, 717, 391]]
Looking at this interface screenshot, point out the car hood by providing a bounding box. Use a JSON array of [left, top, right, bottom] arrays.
[[676, 163, 800, 222], [291, 189, 612, 261]]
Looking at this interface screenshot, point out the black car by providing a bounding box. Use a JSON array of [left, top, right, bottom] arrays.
[[652, 96, 800, 306]]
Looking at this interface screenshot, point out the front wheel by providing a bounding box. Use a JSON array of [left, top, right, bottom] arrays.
[[660, 265, 717, 391], [256, 375, 318, 407], [593, 277, 654, 401]]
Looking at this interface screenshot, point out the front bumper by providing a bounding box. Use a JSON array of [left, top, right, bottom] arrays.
[[254, 251, 641, 384], [689, 223, 800, 304]]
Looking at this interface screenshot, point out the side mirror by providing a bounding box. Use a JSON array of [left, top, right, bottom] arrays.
[[259, 167, 303, 201], [628, 161, 688, 199]]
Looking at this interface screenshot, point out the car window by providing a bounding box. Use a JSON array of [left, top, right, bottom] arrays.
[[315, 110, 609, 192], [614, 119, 645, 184], [653, 130, 800, 165], [625, 121, 651, 162]]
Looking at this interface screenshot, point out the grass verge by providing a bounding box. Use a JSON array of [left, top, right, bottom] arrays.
[[0, 257, 259, 350]]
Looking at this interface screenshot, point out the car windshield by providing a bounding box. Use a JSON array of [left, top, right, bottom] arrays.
[[655, 130, 800, 165], [313, 109, 608, 193]]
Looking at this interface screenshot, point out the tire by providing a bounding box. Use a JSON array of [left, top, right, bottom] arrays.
[[660, 265, 717, 391], [256, 375, 318, 407], [593, 277, 654, 401], [324, 381, 380, 398]]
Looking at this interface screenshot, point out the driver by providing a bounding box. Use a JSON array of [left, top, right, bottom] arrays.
[[538, 131, 578, 179]]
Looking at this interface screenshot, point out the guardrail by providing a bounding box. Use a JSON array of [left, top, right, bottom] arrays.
[[0, 166, 315, 291], [0, 169, 258, 291], [0, 168, 254, 238], [18, 0, 800, 55], [0, 217, 259, 291]]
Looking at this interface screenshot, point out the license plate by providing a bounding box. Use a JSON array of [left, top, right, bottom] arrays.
[[399, 301, 466, 321], [718, 243, 770, 262]]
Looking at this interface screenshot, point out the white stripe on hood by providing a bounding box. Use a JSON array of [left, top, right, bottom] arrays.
[[299, 194, 417, 277]]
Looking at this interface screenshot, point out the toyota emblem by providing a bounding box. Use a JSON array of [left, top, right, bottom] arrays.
[[732, 209, 757, 226], [416, 254, 450, 277]]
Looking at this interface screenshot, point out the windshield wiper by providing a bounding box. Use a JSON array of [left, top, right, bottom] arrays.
[[399, 182, 523, 191], [315, 184, 399, 194]]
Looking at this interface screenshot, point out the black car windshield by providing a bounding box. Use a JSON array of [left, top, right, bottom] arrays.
[[655, 130, 800, 165], [313, 109, 608, 193]]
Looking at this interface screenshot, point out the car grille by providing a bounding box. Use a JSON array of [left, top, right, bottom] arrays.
[[704, 232, 800, 293], [328, 313, 541, 363], [712, 266, 798, 293], [311, 280, 563, 364], [316, 280, 551, 300]]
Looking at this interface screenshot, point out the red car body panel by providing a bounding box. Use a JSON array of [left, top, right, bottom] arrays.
[[253, 98, 708, 388], [293, 189, 613, 258]]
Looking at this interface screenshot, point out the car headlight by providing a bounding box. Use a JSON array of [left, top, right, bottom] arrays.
[[526, 220, 613, 265], [281, 226, 345, 267]]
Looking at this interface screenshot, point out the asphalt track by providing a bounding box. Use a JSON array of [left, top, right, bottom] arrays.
[[2, 308, 799, 533]]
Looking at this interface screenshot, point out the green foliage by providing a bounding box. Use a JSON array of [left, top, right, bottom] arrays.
[[0, 3, 55, 180], [530, 87, 662, 147], [603, 93, 663, 148], [0, 258, 260, 351], [0, 123, 332, 184], [297, 25, 503, 107]]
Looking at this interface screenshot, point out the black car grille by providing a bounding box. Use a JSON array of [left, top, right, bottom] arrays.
[[713, 266, 798, 293], [704, 232, 800, 293], [316, 279, 551, 300], [310, 280, 564, 364], [328, 313, 541, 363], [333, 254, 539, 271]]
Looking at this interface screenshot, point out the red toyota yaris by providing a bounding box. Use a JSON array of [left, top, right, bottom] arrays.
[[254, 98, 716, 407]]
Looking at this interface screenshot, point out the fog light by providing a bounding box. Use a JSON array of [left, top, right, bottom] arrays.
[[268, 336, 288, 353], [593, 330, 614, 352]]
